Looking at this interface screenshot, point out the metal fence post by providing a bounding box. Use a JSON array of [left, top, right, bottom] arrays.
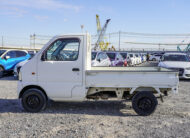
[[119, 31, 121, 51], [109, 33, 110, 44]]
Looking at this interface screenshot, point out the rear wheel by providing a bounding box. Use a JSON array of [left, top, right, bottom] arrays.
[[132, 91, 158, 116], [21, 88, 47, 112], [0, 66, 4, 78]]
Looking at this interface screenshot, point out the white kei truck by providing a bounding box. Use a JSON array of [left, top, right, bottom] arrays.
[[17, 34, 179, 116]]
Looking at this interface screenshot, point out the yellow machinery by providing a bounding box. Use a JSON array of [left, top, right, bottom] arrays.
[[94, 14, 114, 51]]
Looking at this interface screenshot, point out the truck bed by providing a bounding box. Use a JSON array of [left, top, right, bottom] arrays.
[[88, 67, 175, 72], [86, 67, 178, 89]]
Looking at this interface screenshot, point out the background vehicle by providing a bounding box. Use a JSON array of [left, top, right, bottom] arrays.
[[128, 53, 136, 66], [158, 53, 190, 79], [13, 60, 28, 79], [0, 49, 30, 78], [18, 34, 179, 116], [91, 51, 111, 67], [120, 52, 131, 66], [106, 52, 124, 66], [27, 50, 37, 57], [13, 52, 36, 79], [140, 53, 147, 62], [149, 54, 162, 61], [135, 53, 142, 64]]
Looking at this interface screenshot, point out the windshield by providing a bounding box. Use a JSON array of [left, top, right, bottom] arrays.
[[163, 55, 190, 62], [120, 53, 127, 59], [0, 50, 6, 57], [129, 54, 133, 57], [91, 52, 97, 60], [106, 53, 116, 60]]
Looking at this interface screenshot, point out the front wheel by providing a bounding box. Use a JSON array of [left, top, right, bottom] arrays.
[[21, 88, 47, 112], [132, 91, 158, 116]]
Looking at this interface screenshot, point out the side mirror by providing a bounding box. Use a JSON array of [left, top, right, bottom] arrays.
[[5, 56, 10, 60]]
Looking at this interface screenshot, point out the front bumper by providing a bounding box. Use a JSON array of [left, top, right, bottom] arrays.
[[17, 81, 23, 98]]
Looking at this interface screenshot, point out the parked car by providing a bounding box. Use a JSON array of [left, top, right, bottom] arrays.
[[141, 53, 147, 62], [106, 52, 124, 66], [91, 51, 111, 67], [0, 49, 31, 78], [149, 54, 162, 61], [13, 60, 28, 79], [27, 50, 37, 57], [158, 53, 190, 79], [128, 53, 137, 66], [120, 52, 131, 66], [13, 52, 36, 79], [135, 53, 142, 64]]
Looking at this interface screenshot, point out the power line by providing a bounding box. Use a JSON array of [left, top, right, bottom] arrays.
[[125, 41, 190, 46]]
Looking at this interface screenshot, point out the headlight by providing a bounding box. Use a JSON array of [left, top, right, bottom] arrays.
[[186, 67, 190, 70], [18, 72, 22, 81]]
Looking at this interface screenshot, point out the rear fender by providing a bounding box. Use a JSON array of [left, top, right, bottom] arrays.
[[130, 87, 160, 94]]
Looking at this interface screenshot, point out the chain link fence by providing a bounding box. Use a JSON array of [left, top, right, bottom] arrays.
[[1, 31, 190, 51]]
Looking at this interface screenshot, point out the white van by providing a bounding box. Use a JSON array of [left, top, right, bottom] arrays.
[[128, 53, 137, 66]]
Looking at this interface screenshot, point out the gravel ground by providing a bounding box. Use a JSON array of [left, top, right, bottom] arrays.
[[0, 74, 190, 138]]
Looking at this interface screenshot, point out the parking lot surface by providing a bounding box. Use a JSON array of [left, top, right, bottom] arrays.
[[0, 74, 190, 138]]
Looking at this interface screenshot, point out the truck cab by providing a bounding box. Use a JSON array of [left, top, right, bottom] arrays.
[[17, 34, 179, 116]]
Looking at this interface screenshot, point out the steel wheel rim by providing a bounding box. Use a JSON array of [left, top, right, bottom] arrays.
[[138, 98, 152, 111], [26, 95, 40, 109]]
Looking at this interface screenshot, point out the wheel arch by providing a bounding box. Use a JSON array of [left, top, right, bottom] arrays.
[[0, 64, 5, 70], [130, 86, 160, 95], [19, 85, 48, 100]]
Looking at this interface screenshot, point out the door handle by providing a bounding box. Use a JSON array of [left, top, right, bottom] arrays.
[[72, 68, 80, 71]]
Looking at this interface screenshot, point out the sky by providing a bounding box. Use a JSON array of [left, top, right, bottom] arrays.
[[0, 0, 190, 49]]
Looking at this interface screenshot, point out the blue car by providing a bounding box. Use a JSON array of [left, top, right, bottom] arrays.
[[0, 49, 31, 78]]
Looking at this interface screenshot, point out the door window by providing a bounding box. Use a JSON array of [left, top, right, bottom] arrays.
[[5, 51, 17, 58], [16, 51, 27, 57], [45, 38, 80, 61]]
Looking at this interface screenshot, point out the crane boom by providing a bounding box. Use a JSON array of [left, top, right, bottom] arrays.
[[94, 17, 111, 50], [96, 15, 101, 35]]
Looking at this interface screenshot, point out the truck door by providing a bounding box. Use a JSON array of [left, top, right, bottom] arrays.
[[38, 37, 83, 98]]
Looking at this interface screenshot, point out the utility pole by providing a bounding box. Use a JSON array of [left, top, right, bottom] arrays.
[[1, 36, 3, 47], [30, 35, 32, 49], [81, 25, 84, 33], [33, 34, 36, 49], [158, 43, 161, 51], [119, 31, 121, 51]]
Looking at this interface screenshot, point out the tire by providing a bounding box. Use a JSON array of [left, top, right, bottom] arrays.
[[132, 91, 158, 116], [21, 88, 47, 113], [0, 66, 4, 78]]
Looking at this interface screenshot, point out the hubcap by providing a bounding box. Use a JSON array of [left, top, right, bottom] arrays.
[[26, 95, 40, 109], [138, 98, 152, 111]]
